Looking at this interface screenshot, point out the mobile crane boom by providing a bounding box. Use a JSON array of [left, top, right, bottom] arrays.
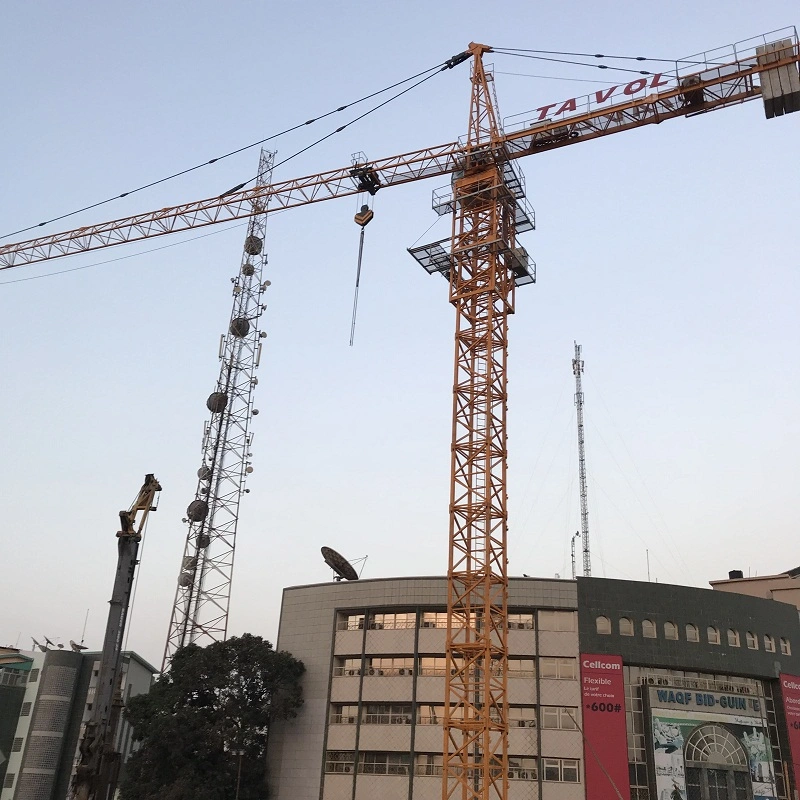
[[71, 474, 161, 800], [4, 31, 796, 800]]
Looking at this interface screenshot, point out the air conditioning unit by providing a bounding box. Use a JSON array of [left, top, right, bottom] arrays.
[[346, 716, 356, 724], [422, 621, 436, 628], [398, 668, 406, 676], [347, 669, 356, 676], [370, 622, 384, 630], [517, 720, 526, 727], [527, 720, 537, 728], [368, 668, 376, 676], [344, 765, 352, 773], [646, 677, 656, 685], [377, 669, 385, 676], [657, 678, 669, 686], [520, 771, 530, 780]]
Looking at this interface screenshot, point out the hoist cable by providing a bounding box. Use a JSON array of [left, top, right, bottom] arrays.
[[493, 50, 658, 76], [0, 58, 456, 242], [349, 226, 367, 347]]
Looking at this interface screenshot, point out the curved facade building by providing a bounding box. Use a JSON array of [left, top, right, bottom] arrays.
[[266, 576, 800, 800]]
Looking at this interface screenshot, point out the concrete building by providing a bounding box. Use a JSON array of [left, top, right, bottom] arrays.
[[267, 575, 800, 800], [0, 649, 156, 800], [711, 567, 800, 611]]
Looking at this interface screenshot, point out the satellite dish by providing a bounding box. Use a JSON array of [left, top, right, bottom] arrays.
[[321, 546, 359, 582]]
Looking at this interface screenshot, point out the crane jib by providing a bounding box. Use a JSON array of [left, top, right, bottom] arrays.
[[0, 36, 797, 271]]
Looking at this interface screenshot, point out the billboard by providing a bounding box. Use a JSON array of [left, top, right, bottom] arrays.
[[779, 674, 800, 794], [580, 654, 630, 800], [649, 687, 776, 800]]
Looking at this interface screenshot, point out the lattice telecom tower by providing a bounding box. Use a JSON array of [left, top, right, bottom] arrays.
[[572, 341, 591, 577], [163, 150, 275, 668]]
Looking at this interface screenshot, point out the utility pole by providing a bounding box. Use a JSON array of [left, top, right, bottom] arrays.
[[572, 342, 591, 577]]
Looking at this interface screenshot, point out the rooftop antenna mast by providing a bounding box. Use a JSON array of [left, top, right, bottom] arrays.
[[573, 342, 591, 576], [163, 150, 275, 669]]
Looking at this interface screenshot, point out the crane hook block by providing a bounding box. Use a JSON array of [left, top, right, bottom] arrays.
[[354, 205, 374, 227]]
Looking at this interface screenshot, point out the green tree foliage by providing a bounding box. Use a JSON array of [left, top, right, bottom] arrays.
[[120, 634, 304, 800]]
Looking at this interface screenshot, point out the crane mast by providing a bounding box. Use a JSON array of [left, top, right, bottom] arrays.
[[572, 342, 591, 577], [162, 150, 275, 668], [71, 474, 161, 800]]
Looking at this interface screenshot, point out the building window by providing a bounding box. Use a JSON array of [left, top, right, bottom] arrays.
[[507, 613, 534, 630], [508, 708, 537, 728], [330, 704, 359, 724], [420, 611, 448, 628], [541, 706, 578, 730], [363, 704, 412, 725], [415, 754, 443, 776], [765, 634, 776, 652], [337, 613, 365, 631], [542, 758, 580, 782], [539, 610, 575, 631], [727, 629, 740, 647], [781, 638, 792, 656], [663, 621, 678, 640], [359, 751, 411, 776], [20, 702, 32, 716], [596, 616, 611, 635], [707, 626, 720, 645], [325, 751, 355, 773], [371, 612, 416, 630], [3, 773, 14, 790], [11, 737, 23, 752], [368, 657, 415, 676], [642, 620, 657, 639], [539, 657, 576, 680], [620, 617, 634, 636], [508, 757, 538, 780], [686, 623, 699, 642], [28, 668, 39, 683], [419, 657, 456, 677]]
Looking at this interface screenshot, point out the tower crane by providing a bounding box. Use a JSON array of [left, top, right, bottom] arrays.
[[2, 31, 798, 800], [71, 474, 161, 800]]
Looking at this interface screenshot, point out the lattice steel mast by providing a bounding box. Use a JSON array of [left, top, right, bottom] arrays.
[[411, 43, 534, 800], [572, 341, 591, 577], [163, 150, 275, 668]]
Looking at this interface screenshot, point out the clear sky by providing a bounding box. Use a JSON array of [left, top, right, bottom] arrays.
[[0, 2, 797, 669]]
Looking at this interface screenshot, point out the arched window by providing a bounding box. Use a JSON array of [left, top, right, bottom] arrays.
[[619, 617, 634, 636], [764, 634, 776, 652], [684, 724, 752, 800], [707, 626, 720, 645], [727, 629, 740, 647], [746, 631, 758, 650], [664, 621, 678, 640], [596, 616, 611, 635], [781, 638, 792, 656], [642, 619, 656, 638], [686, 623, 699, 642]]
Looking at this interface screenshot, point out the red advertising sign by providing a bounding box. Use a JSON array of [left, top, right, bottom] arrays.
[[779, 674, 800, 792], [580, 654, 630, 800]]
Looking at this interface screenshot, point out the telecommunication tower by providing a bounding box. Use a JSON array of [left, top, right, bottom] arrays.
[[572, 341, 591, 577], [162, 150, 275, 668]]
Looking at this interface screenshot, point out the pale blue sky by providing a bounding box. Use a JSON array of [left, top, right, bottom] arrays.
[[0, 2, 797, 667]]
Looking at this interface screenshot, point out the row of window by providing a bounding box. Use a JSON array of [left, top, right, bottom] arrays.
[[329, 703, 576, 729], [335, 655, 577, 680], [338, 610, 575, 632], [324, 751, 579, 782], [596, 616, 792, 654]]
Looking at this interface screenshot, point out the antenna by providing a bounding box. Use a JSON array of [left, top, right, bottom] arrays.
[[321, 547, 359, 581], [573, 341, 591, 577], [571, 531, 581, 580]]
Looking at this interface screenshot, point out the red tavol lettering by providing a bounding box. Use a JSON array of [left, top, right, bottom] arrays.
[[554, 97, 577, 115], [623, 78, 648, 95], [535, 103, 557, 121], [649, 73, 669, 89], [594, 86, 618, 104]]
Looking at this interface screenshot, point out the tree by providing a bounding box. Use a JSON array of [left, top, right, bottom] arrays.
[[120, 634, 304, 800]]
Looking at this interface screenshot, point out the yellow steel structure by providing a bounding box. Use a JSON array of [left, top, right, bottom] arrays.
[[0, 34, 797, 800], [443, 43, 511, 800]]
